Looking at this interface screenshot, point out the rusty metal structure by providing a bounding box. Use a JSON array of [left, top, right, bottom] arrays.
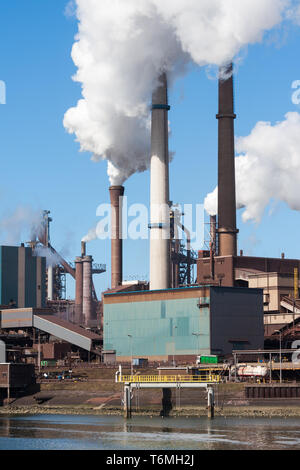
[[109, 186, 125, 290], [82, 255, 93, 326], [170, 209, 197, 287], [28, 211, 106, 327]]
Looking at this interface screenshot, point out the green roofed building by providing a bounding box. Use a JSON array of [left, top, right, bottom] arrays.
[[103, 286, 264, 362]]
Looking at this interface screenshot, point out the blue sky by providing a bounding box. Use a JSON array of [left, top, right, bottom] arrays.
[[1, 1, 300, 298]]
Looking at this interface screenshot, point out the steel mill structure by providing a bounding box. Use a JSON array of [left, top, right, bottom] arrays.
[[1, 65, 300, 367]]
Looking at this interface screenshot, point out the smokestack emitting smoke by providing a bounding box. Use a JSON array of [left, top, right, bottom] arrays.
[[64, 0, 291, 187], [217, 64, 238, 257], [149, 73, 170, 290], [109, 186, 125, 289], [81, 241, 86, 257]]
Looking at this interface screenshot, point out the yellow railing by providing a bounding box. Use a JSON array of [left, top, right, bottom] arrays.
[[118, 375, 221, 384]]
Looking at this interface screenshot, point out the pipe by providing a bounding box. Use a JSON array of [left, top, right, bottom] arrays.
[[216, 63, 238, 257], [109, 186, 125, 289], [149, 73, 171, 290], [47, 265, 54, 301], [82, 255, 93, 326], [210, 215, 217, 256]]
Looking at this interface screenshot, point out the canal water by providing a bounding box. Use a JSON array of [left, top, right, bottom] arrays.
[[0, 414, 300, 450]]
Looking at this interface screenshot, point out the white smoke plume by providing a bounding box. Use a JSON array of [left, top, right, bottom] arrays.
[[204, 112, 300, 223], [64, 0, 293, 185], [81, 227, 98, 243], [33, 246, 61, 268], [0, 206, 44, 245]]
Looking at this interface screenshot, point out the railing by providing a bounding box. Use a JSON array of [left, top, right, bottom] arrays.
[[118, 375, 221, 384]]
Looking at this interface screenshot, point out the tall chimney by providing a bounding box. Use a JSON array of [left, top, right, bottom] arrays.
[[109, 186, 125, 289], [217, 64, 238, 257], [149, 73, 171, 291], [75, 257, 83, 324], [82, 255, 93, 326]]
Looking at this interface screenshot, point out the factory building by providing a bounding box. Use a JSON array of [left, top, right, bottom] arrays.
[[103, 286, 264, 362], [197, 253, 300, 336], [101, 67, 267, 363], [0, 245, 46, 309]]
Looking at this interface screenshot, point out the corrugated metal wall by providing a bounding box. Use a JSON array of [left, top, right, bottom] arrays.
[[104, 295, 211, 358], [210, 286, 264, 355], [103, 287, 264, 360]]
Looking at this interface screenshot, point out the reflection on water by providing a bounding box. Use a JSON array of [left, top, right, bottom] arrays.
[[0, 414, 300, 450]]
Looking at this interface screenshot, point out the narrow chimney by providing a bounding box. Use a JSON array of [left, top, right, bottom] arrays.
[[109, 185, 125, 289], [75, 257, 83, 324], [81, 241, 86, 258], [217, 64, 238, 257], [149, 73, 171, 290], [210, 215, 217, 255], [82, 255, 93, 326]]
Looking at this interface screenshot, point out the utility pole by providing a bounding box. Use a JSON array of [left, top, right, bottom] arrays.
[[274, 330, 282, 384], [128, 335, 133, 376], [173, 326, 177, 367]]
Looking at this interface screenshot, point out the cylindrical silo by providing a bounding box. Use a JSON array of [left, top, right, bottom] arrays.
[[82, 255, 93, 326]]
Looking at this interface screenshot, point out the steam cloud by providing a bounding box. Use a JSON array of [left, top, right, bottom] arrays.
[[33, 246, 61, 268], [204, 112, 300, 222], [64, 0, 293, 186], [81, 227, 97, 243], [0, 206, 44, 245]]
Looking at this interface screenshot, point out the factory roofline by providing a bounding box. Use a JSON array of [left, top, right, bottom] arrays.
[[103, 285, 213, 297], [103, 284, 262, 297]]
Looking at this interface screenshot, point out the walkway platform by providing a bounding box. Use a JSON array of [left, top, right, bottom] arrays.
[[116, 368, 218, 418], [117, 374, 221, 388]]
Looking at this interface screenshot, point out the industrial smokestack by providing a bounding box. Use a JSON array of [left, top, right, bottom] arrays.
[[82, 255, 93, 326], [217, 64, 238, 257], [109, 185, 125, 289], [81, 241, 86, 258], [149, 73, 171, 291], [75, 257, 83, 324]]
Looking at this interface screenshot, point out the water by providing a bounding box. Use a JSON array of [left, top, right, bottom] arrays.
[[0, 414, 300, 450]]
